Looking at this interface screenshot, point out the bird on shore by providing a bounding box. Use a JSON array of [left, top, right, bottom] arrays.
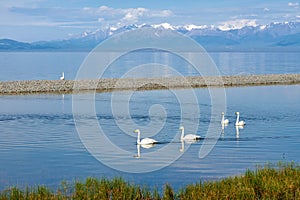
[[60, 72, 65, 80], [179, 126, 200, 141], [134, 129, 157, 145], [221, 112, 229, 125], [235, 112, 245, 126]]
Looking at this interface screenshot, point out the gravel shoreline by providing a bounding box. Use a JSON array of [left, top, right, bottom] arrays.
[[0, 74, 300, 95]]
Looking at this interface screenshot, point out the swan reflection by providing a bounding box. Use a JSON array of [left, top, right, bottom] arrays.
[[134, 144, 141, 158], [180, 140, 185, 152], [141, 143, 156, 149], [134, 143, 156, 158], [221, 123, 225, 139], [179, 139, 198, 152], [236, 125, 244, 138]]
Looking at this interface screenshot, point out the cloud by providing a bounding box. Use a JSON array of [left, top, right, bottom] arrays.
[[78, 6, 174, 28], [92, 6, 173, 26], [218, 19, 258, 31], [121, 7, 147, 23], [2, 4, 173, 29], [288, 2, 299, 8], [264, 8, 270, 12]]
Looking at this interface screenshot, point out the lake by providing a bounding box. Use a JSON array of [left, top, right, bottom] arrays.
[[1, 51, 300, 81], [0, 51, 300, 191]]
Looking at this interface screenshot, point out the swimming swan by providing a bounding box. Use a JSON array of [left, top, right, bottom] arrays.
[[235, 112, 245, 126], [60, 72, 65, 80], [134, 129, 157, 145], [179, 126, 200, 141], [221, 112, 229, 125]]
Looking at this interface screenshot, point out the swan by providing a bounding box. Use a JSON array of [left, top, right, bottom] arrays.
[[235, 112, 245, 126], [134, 129, 157, 145], [60, 72, 65, 80], [179, 126, 200, 141], [221, 112, 229, 125]]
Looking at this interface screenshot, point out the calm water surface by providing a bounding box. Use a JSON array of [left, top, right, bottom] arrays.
[[0, 85, 299, 190], [0, 51, 299, 191], [0, 51, 300, 80]]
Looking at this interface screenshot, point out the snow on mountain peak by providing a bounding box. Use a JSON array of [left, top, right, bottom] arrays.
[[218, 19, 258, 31], [259, 25, 267, 30], [73, 21, 300, 46], [152, 23, 175, 30], [183, 24, 208, 31]]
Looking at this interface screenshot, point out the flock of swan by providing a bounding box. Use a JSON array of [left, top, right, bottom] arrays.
[[134, 111, 246, 145], [222, 111, 245, 127]]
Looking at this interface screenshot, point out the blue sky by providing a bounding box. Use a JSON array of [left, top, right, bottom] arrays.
[[1, 0, 299, 42]]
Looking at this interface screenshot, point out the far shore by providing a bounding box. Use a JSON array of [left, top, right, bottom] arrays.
[[0, 73, 300, 95]]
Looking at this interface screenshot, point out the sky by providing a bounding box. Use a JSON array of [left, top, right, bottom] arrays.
[[0, 0, 300, 42]]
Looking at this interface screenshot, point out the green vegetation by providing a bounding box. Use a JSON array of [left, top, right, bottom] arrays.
[[1, 162, 300, 200]]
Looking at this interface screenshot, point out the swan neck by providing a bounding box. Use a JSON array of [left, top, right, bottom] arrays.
[[181, 128, 184, 139], [137, 131, 140, 144], [221, 114, 224, 122], [236, 114, 240, 124]]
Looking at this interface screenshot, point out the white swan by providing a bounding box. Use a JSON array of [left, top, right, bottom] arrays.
[[60, 72, 65, 80], [221, 112, 229, 125], [134, 129, 157, 145], [235, 112, 245, 126], [179, 126, 200, 141]]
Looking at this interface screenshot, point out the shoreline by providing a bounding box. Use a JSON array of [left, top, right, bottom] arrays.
[[0, 162, 299, 199], [0, 73, 300, 95]]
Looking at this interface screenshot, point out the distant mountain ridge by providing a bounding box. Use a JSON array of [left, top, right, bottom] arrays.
[[1, 21, 300, 51]]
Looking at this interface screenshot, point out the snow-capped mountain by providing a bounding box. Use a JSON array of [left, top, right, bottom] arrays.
[[1, 21, 300, 51]]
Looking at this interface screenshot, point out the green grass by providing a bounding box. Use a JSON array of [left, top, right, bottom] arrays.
[[1, 162, 300, 200]]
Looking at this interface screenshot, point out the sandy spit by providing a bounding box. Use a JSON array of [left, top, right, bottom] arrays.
[[0, 74, 299, 95]]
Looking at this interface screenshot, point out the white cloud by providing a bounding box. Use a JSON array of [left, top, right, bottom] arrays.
[[218, 19, 258, 31], [2, 4, 173, 30], [122, 7, 147, 23], [150, 10, 173, 17], [288, 2, 299, 7], [264, 8, 270, 12], [82, 6, 173, 28]]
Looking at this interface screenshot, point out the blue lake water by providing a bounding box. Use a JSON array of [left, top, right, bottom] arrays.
[[0, 51, 300, 81], [0, 51, 300, 191]]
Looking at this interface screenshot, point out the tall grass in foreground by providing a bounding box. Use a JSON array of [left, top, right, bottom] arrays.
[[1, 162, 299, 200]]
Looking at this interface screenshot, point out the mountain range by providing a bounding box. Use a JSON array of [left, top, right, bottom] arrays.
[[1, 21, 300, 51]]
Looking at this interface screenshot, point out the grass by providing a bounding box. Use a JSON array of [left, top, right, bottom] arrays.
[[1, 162, 300, 200]]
